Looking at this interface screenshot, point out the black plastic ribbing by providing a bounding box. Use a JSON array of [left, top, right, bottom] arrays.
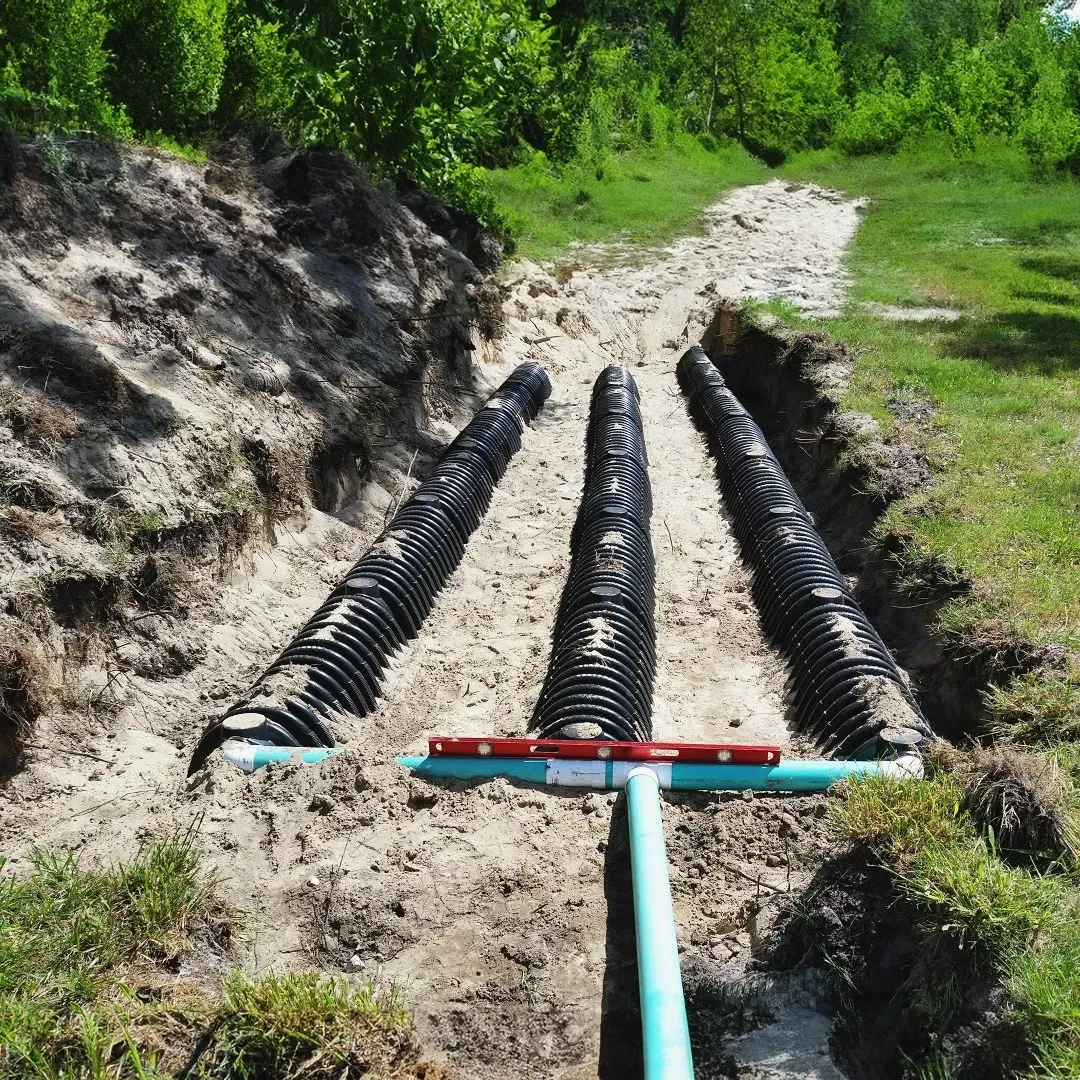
[[188, 362, 552, 774], [677, 347, 932, 759], [531, 365, 656, 743]]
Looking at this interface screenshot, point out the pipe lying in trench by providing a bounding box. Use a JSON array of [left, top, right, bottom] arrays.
[[398, 749, 922, 1080], [530, 365, 656, 742], [677, 347, 933, 759], [526, 365, 691, 1075], [396, 751, 924, 789], [626, 766, 695, 1080], [187, 362, 551, 775]]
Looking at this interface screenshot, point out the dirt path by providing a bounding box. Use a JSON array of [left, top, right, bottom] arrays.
[[0, 179, 862, 1079]]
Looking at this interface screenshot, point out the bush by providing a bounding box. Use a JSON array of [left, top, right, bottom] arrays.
[[105, 0, 227, 135], [1017, 67, 1080, 172], [834, 61, 932, 156], [214, 10, 298, 135], [930, 42, 1008, 150], [0, 0, 123, 132]]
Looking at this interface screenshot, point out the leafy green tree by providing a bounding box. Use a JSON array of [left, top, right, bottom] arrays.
[[686, 0, 763, 140], [685, 0, 842, 152], [0, 0, 123, 130], [834, 60, 932, 154], [834, 0, 1048, 92], [750, 4, 844, 151], [243, 0, 554, 207], [215, 9, 299, 134], [105, 0, 228, 134]]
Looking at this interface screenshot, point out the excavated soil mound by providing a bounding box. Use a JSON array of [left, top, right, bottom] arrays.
[[0, 134, 499, 763]]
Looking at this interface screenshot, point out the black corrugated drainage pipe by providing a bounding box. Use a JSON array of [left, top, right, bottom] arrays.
[[531, 365, 656, 743], [188, 362, 551, 774], [677, 347, 933, 759]]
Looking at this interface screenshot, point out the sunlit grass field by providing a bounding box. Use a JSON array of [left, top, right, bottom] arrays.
[[490, 134, 767, 264], [780, 140, 1080, 669]]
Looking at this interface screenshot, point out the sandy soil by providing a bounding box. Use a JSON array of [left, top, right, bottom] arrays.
[[0, 178, 863, 1079]]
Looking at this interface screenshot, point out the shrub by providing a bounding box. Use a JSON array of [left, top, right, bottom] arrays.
[[105, 0, 227, 135], [0, 0, 123, 132], [1017, 67, 1080, 172], [215, 10, 298, 135], [834, 61, 932, 156], [930, 42, 1008, 150]]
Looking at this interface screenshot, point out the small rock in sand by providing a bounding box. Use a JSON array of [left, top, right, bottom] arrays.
[[407, 784, 439, 810], [307, 876, 321, 887], [349, 954, 363, 968], [309, 794, 336, 815]]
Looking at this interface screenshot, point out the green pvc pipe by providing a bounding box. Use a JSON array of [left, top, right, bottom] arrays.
[[626, 766, 695, 1080], [396, 755, 549, 784], [395, 754, 922, 790]]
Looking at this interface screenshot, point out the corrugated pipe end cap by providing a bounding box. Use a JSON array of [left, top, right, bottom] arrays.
[[848, 725, 931, 763], [187, 712, 288, 776]]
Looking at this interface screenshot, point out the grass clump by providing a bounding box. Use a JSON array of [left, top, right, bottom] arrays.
[[0, 825, 220, 1075], [832, 767, 972, 860], [0, 624, 47, 760], [828, 763, 1080, 1077], [986, 671, 1080, 746], [0, 385, 79, 450], [960, 748, 1080, 868], [0, 828, 430, 1080], [902, 835, 1064, 959], [211, 973, 415, 1079], [1006, 919, 1080, 1079]]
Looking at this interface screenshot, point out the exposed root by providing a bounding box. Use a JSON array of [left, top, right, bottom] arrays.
[[0, 383, 79, 448], [0, 623, 48, 761], [0, 505, 56, 542], [473, 280, 508, 342], [131, 553, 195, 613]]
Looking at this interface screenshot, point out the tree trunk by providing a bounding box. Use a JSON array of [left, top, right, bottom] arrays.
[[733, 64, 745, 142], [706, 56, 718, 131]]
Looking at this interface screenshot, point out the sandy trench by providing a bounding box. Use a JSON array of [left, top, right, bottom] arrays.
[[0, 179, 862, 1079]]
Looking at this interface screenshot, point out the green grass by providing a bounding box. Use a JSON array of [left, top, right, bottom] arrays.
[[0, 828, 423, 1079], [831, 757, 1080, 1076], [775, 137, 1080, 736], [490, 134, 768, 264], [140, 133, 209, 163]]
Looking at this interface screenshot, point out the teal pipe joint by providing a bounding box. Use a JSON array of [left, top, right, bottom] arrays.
[[626, 765, 695, 1080]]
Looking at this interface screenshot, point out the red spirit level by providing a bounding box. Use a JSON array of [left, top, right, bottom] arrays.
[[427, 736, 781, 765]]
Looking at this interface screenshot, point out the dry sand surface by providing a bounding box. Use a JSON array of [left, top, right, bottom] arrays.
[[0, 178, 863, 1079]]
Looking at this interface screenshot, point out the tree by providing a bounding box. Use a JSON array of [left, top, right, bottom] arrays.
[[105, 0, 228, 134], [686, 0, 764, 140]]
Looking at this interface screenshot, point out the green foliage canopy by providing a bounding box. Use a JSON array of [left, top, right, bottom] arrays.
[[2, 0, 1080, 228], [105, 0, 228, 135]]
